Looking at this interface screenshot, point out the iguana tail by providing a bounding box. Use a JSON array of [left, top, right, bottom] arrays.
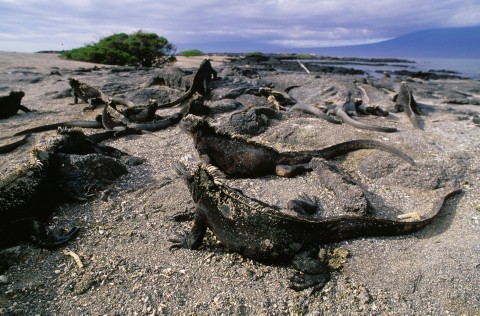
[[335, 109, 399, 133], [319, 186, 461, 243], [14, 120, 103, 136], [282, 139, 415, 165]]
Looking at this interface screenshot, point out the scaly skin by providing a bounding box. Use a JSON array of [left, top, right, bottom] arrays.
[[170, 155, 461, 293], [180, 115, 414, 178]]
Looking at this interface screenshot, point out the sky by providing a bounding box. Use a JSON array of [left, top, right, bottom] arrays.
[[0, 0, 479, 53]]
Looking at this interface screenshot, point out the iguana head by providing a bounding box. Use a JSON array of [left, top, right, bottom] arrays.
[[175, 154, 225, 202], [67, 77, 80, 88], [179, 114, 213, 134], [9, 90, 25, 99]]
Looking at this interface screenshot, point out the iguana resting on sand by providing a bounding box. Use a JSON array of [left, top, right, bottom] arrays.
[[68, 77, 107, 110], [156, 59, 218, 109], [0, 128, 129, 248], [392, 81, 422, 129], [327, 91, 398, 133], [0, 90, 33, 119], [170, 155, 461, 293], [180, 115, 414, 178], [101, 102, 182, 133]]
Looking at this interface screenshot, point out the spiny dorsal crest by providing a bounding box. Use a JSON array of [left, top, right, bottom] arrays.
[[30, 148, 45, 169], [204, 164, 226, 185]]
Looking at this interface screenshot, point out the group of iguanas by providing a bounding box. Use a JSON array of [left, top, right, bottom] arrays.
[[0, 58, 459, 294]]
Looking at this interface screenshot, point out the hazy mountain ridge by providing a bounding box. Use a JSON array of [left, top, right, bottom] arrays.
[[188, 26, 480, 59], [307, 26, 480, 58]]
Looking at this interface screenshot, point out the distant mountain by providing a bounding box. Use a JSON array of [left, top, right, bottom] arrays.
[[304, 26, 480, 59], [187, 26, 480, 59]]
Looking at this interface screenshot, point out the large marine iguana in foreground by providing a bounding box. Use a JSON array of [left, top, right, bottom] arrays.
[[0, 128, 130, 248], [170, 155, 461, 293], [180, 115, 414, 178]]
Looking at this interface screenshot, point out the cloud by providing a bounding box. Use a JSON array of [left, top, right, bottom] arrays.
[[0, 0, 478, 52]]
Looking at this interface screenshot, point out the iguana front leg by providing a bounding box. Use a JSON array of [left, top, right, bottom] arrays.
[[2, 217, 79, 249], [275, 163, 311, 177], [169, 211, 207, 250]]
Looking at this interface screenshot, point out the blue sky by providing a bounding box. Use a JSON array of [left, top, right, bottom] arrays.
[[0, 0, 479, 53]]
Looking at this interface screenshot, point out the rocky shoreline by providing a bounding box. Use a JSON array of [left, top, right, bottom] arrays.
[[0, 52, 479, 315]]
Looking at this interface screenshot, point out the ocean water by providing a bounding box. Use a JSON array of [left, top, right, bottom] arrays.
[[303, 57, 480, 79], [412, 58, 480, 80]]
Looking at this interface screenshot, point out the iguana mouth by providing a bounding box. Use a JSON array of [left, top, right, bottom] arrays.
[[175, 154, 200, 180], [179, 114, 205, 132]]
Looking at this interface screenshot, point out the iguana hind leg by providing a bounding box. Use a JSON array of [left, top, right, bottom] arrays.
[[3, 218, 79, 249], [169, 212, 207, 250], [275, 163, 311, 177], [287, 193, 322, 216], [289, 248, 330, 294]]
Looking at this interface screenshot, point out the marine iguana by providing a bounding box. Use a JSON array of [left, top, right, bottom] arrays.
[[0, 90, 33, 119], [170, 155, 461, 293], [328, 91, 398, 133], [289, 102, 342, 124], [180, 114, 414, 178], [393, 81, 422, 129], [101, 102, 182, 133], [156, 59, 218, 109], [258, 87, 297, 111], [67, 77, 108, 110], [107, 98, 160, 123], [0, 128, 129, 248]]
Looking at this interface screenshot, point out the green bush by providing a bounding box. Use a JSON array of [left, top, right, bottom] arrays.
[[178, 49, 205, 57], [246, 51, 264, 56], [61, 31, 176, 67]]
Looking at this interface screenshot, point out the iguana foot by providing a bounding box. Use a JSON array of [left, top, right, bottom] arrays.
[[168, 232, 192, 250], [34, 226, 79, 248], [275, 163, 311, 177], [289, 271, 330, 294], [289, 248, 330, 293], [287, 193, 322, 216]]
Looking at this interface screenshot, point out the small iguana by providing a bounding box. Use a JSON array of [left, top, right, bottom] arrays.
[[67, 77, 107, 110], [180, 115, 414, 178], [0, 90, 32, 119], [393, 81, 422, 129], [0, 128, 129, 248], [170, 155, 461, 293], [327, 91, 398, 133], [101, 102, 182, 133], [156, 59, 218, 109]]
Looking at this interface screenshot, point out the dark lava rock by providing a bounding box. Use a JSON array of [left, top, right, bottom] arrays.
[[225, 107, 280, 135], [57, 153, 128, 198]]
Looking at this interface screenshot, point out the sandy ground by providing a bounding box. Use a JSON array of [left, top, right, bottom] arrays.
[[0, 52, 479, 315]]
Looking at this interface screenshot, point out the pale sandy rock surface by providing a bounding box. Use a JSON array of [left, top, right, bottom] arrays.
[[0, 52, 479, 315]]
